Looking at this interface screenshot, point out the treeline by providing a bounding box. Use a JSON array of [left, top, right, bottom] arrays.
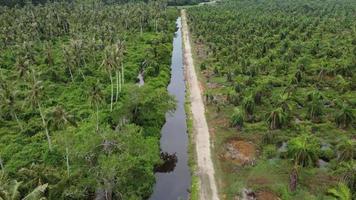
[[0, 0, 206, 7]]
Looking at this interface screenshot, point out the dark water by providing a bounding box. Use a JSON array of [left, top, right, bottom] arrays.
[[149, 17, 191, 200]]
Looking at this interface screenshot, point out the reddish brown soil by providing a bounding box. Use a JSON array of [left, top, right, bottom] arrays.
[[256, 190, 280, 200], [222, 139, 256, 165]]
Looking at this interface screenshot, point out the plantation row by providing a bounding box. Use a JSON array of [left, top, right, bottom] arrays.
[[0, 1, 178, 199], [187, 0, 355, 199]]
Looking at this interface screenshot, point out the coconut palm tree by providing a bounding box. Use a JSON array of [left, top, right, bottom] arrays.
[[48, 105, 76, 176], [114, 40, 125, 102], [101, 46, 115, 112], [230, 108, 244, 130], [0, 171, 48, 200], [335, 103, 354, 129], [266, 107, 288, 130], [89, 84, 104, 132], [0, 81, 23, 131], [287, 134, 320, 167], [328, 183, 352, 200], [15, 56, 31, 78], [25, 74, 52, 151]]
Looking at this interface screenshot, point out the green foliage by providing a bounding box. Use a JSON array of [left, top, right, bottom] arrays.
[[335, 103, 354, 129], [230, 108, 244, 130], [327, 183, 352, 200], [266, 107, 288, 130], [287, 134, 320, 167], [336, 138, 356, 162], [0, 1, 178, 199]]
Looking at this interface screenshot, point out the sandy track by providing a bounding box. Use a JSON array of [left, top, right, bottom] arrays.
[[181, 9, 219, 200]]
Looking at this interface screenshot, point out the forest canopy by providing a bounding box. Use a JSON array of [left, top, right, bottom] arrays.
[[0, 0, 179, 199]]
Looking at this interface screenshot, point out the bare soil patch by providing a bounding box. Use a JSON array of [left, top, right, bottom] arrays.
[[222, 139, 257, 166]]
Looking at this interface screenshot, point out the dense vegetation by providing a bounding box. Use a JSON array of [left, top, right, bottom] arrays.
[[0, 1, 178, 199], [187, 0, 355, 199]]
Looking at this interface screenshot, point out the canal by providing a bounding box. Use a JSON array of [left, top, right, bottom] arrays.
[[149, 17, 191, 200]]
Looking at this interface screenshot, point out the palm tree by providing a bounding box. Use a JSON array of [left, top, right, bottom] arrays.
[[328, 183, 352, 200], [287, 134, 320, 167], [0, 171, 48, 200], [334, 162, 356, 191], [114, 40, 125, 102], [337, 138, 355, 162], [15, 56, 30, 78], [48, 105, 76, 176], [307, 98, 323, 122], [25, 75, 52, 151], [335, 103, 354, 129], [266, 107, 288, 130], [101, 46, 115, 112], [89, 84, 104, 132], [242, 95, 255, 121], [230, 108, 244, 130], [0, 81, 23, 131]]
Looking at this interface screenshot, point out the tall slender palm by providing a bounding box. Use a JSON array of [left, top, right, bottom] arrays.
[[114, 40, 125, 102], [48, 105, 76, 176], [101, 46, 115, 112], [89, 84, 104, 132], [26, 74, 52, 151], [0, 81, 23, 131]]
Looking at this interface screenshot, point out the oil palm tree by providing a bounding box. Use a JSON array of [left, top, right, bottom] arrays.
[[266, 107, 288, 130], [307, 98, 323, 122], [242, 95, 255, 121], [328, 183, 352, 200], [336, 138, 355, 162], [335, 103, 354, 129], [287, 134, 320, 167], [334, 162, 356, 191], [230, 108, 244, 130]]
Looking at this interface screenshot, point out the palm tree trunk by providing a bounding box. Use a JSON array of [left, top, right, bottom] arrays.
[[68, 66, 74, 82], [96, 103, 99, 132], [115, 70, 119, 102], [121, 64, 124, 85], [0, 156, 3, 170], [109, 71, 113, 112], [38, 103, 52, 151], [66, 147, 70, 176], [119, 71, 122, 92]]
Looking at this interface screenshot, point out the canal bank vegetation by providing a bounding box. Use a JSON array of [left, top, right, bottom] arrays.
[[185, 81, 199, 200], [0, 1, 180, 199], [187, 0, 355, 199]]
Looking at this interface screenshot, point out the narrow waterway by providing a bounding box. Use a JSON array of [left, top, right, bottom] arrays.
[[149, 17, 191, 200]]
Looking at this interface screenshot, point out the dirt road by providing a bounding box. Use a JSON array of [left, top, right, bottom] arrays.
[[181, 9, 219, 200]]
